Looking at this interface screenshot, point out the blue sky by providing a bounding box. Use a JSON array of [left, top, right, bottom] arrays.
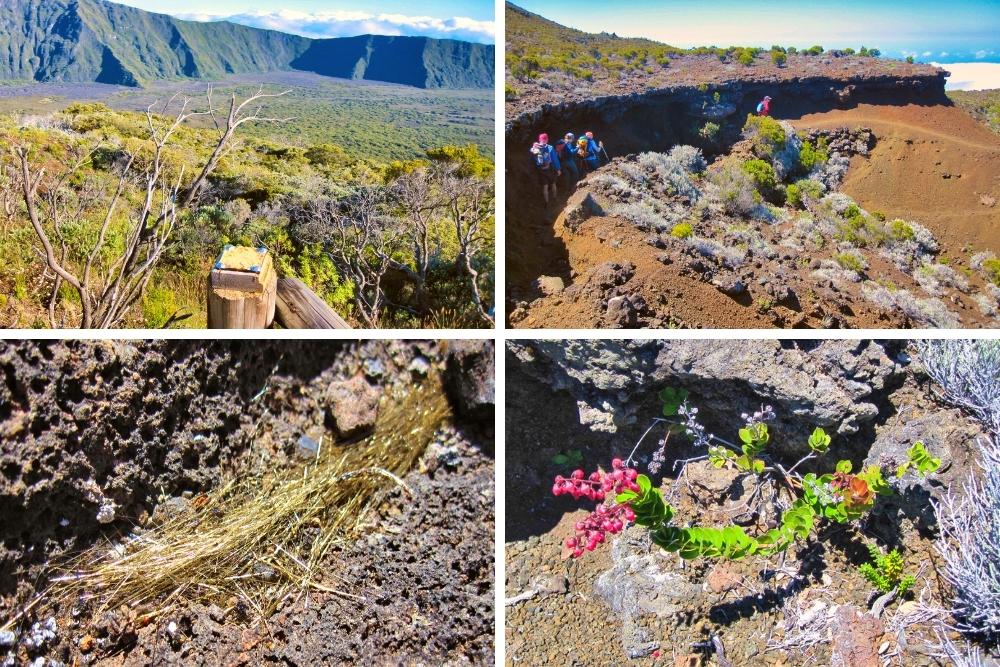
[[517, 0, 1000, 63], [116, 0, 495, 43]]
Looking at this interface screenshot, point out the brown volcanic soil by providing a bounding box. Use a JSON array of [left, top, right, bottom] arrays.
[[0, 340, 495, 666], [509, 104, 1000, 329], [791, 103, 1000, 257]]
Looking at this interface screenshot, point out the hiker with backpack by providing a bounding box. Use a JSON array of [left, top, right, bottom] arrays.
[[756, 95, 772, 116], [554, 132, 580, 184], [576, 131, 604, 173], [530, 133, 561, 205]]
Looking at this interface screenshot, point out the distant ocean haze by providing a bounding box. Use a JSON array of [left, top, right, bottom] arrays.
[[936, 62, 1000, 91]]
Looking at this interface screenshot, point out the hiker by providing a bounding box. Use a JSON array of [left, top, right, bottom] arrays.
[[530, 133, 561, 205], [756, 95, 772, 116], [576, 131, 604, 173], [555, 132, 580, 183]]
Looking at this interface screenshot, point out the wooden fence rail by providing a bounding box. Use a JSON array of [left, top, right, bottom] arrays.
[[206, 245, 351, 329]]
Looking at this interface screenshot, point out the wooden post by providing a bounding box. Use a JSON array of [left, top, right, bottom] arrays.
[[207, 245, 277, 328], [275, 277, 352, 329]]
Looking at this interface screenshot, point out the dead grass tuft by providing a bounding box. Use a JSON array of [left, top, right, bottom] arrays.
[[39, 379, 451, 622]]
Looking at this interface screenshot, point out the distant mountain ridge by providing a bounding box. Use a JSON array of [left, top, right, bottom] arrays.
[[0, 0, 494, 88]]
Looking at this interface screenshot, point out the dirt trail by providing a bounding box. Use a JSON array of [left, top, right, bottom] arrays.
[[790, 103, 1000, 256]]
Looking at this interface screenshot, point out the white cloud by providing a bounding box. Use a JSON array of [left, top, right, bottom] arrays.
[[922, 50, 932, 57], [176, 9, 495, 44], [934, 62, 1000, 90]]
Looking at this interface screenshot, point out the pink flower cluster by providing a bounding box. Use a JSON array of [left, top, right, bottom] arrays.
[[552, 458, 641, 558]]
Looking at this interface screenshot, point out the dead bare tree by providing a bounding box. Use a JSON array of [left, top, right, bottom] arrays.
[[391, 166, 446, 313], [440, 167, 495, 326], [14, 86, 291, 328], [295, 186, 406, 328]]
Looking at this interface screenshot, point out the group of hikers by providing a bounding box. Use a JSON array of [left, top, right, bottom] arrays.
[[529, 96, 773, 205], [529, 131, 607, 205]]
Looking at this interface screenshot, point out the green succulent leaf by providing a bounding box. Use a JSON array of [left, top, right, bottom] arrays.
[[659, 387, 690, 416], [708, 446, 732, 468], [616, 490, 638, 503], [637, 474, 652, 494], [835, 459, 853, 474], [808, 427, 831, 453], [857, 465, 891, 496], [897, 441, 942, 478]]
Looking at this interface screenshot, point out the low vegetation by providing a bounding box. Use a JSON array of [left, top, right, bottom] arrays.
[[948, 89, 1000, 135], [0, 90, 495, 329], [507, 2, 883, 86], [581, 114, 1000, 328]]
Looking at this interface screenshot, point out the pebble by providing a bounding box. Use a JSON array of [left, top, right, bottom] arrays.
[[95, 501, 116, 524], [166, 621, 178, 636], [408, 357, 431, 375], [296, 435, 320, 459], [363, 358, 385, 378], [0, 630, 15, 647]]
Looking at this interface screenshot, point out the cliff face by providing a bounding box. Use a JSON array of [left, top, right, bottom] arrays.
[[0, 0, 494, 88], [506, 71, 948, 194], [292, 35, 494, 89]]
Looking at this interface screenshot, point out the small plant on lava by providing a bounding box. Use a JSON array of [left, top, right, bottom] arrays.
[[551, 393, 941, 563]]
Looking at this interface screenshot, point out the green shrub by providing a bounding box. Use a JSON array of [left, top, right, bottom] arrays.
[[858, 544, 916, 595], [786, 183, 802, 208], [771, 50, 787, 67], [889, 219, 916, 242], [806, 45, 825, 56], [737, 50, 755, 66], [983, 258, 1000, 286], [798, 138, 829, 171], [304, 143, 348, 170], [699, 122, 720, 141], [741, 159, 777, 191], [743, 114, 786, 156], [142, 285, 180, 329], [671, 222, 694, 239], [837, 205, 889, 248], [906, 55, 915, 64], [835, 252, 866, 273], [510, 55, 542, 80]]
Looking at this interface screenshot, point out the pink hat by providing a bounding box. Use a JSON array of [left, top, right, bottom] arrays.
[[585, 131, 594, 139], [538, 133, 549, 143]]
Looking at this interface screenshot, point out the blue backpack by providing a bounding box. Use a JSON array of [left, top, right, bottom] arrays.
[[533, 146, 553, 169]]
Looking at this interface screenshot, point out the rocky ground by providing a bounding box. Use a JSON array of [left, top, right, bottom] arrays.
[[505, 52, 943, 121], [0, 339, 495, 666], [505, 340, 990, 666], [509, 103, 1000, 329]]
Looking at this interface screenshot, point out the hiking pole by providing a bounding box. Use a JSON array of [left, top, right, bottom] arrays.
[[601, 146, 610, 164]]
